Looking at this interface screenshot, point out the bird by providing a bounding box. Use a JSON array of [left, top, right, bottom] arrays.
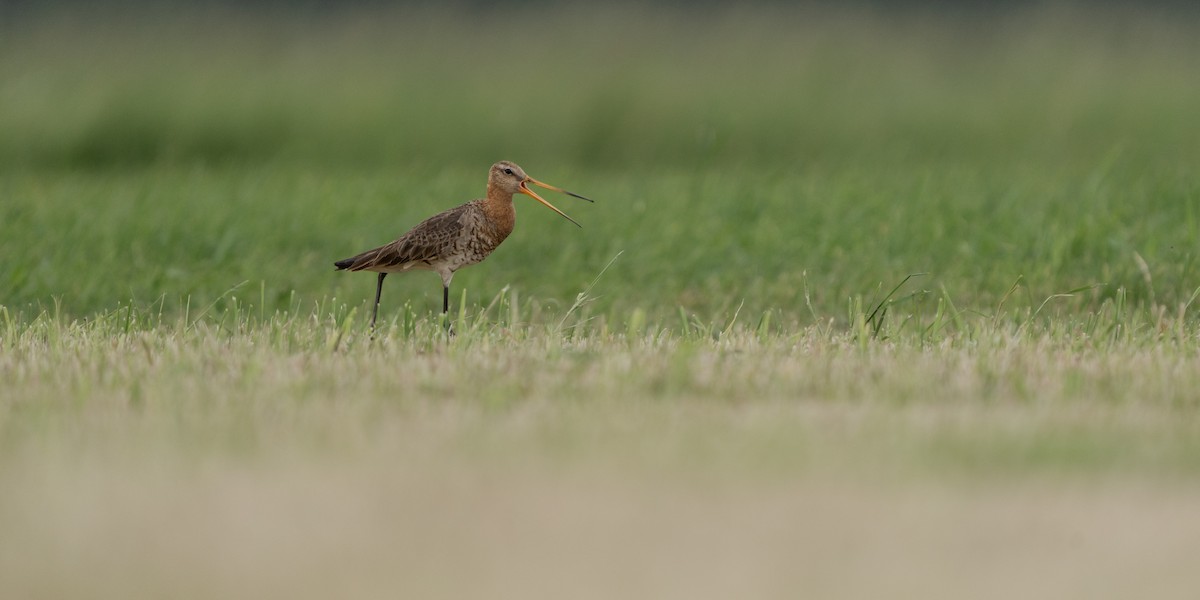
[[334, 161, 592, 329]]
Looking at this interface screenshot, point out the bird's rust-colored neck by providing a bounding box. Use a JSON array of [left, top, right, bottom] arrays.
[[486, 180, 514, 204], [482, 184, 517, 233]]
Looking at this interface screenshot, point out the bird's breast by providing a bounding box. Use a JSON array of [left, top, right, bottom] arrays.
[[447, 202, 513, 269]]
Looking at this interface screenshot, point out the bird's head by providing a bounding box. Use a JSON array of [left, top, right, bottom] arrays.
[[488, 160, 593, 228]]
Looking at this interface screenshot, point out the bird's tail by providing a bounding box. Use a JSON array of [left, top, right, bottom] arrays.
[[334, 257, 356, 270]]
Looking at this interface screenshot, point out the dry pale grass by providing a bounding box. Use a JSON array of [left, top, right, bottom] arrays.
[[3, 461, 1200, 600], [3, 314, 1200, 598]]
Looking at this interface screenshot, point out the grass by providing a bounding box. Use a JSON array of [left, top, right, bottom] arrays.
[[5, 309, 1200, 597], [3, 160, 1197, 325], [4, 4, 1200, 598], [6, 303, 1200, 472]]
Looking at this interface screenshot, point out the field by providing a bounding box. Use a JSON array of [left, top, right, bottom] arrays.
[[3, 4, 1200, 598]]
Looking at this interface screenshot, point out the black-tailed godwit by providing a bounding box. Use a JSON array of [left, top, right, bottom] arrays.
[[335, 161, 592, 328]]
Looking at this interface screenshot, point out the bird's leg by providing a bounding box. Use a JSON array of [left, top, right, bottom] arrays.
[[372, 272, 387, 329], [440, 285, 456, 336], [438, 271, 455, 335]]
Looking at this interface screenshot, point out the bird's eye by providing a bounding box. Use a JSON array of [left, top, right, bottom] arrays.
[[503, 168, 514, 175]]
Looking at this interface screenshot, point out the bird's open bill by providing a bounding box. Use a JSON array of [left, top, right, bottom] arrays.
[[519, 178, 592, 228], [528, 178, 594, 203]]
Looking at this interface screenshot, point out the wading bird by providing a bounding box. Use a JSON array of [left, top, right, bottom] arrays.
[[335, 161, 592, 328]]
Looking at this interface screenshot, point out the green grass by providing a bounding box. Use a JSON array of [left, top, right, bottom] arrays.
[[2, 5, 1199, 322], [3, 160, 1197, 326], [4, 5, 1200, 598]]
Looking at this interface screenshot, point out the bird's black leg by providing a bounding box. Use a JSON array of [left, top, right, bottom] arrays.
[[438, 273, 455, 335], [372, 272, 387, 329]]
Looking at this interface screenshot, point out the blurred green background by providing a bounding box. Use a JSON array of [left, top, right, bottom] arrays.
[[2, 2, 1199, 324]]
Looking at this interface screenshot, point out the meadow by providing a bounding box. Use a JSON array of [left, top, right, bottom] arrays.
[[3, 4, 1200, 598]]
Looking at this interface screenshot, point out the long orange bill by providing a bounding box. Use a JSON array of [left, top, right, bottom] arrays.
[[528, 177, 594, 203], [519, 180, 583, 228]]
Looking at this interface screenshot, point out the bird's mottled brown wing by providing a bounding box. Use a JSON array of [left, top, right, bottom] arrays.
[[337, 203, 471, 272]]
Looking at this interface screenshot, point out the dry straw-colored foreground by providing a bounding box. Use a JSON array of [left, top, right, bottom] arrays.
[[5, 462, 1200, 600], [3, 313, 1200, 599]]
